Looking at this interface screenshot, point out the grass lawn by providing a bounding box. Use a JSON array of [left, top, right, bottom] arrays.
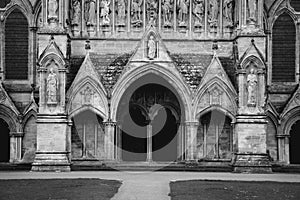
[[169, 180, 300, 200], [0, 179, 121, 200]]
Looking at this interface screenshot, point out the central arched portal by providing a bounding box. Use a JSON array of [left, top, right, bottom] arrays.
[[117, 79, 182, 162]]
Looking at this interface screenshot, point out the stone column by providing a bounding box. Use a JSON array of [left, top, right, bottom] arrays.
[[146, 123, 152, 162], [104, 121, 115, 160], [185, 121, 199, 161], [9, 132, 24, 162]]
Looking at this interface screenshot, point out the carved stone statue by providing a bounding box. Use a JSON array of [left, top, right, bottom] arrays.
[[147, 0, 158, 23], [248, 0, 256, 23], [71, 0, 81, 26], [177, 0, 189, 26], [131, 0, 143, 27], [48, 0, 58, 21], [116, 0, 126, 25], [47, 68, 58, 104], [223, 0, 233, 27], [163, 0, 173, 26], [247, 68, 258, 106], [85, 0, 96, 26], [193, 0, 204, 26], [148, 35, 156, 59], [208, 0, 219, 28], [100, 0, 111, 25]]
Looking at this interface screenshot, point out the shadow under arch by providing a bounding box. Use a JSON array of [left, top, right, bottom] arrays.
[[116, 74, 185, 162]]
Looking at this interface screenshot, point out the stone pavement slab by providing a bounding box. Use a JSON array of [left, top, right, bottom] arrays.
[[1, 171, 300, 200]]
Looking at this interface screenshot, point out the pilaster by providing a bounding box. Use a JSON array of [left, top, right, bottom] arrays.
[[185, 121, 199, 160], [104, 121, 116, 160], [9, 132, 24, 162]]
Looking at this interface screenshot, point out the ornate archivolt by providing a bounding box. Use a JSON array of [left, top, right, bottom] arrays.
[[110, 64, 193, 122]]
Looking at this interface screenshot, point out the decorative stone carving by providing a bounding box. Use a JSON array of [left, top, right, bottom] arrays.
[[71, 0, 81, 26], [295, 93, 300, 105], [208, 0, 219, 28], [162, 0, 173, 27], [100, 0, 111, 25], [46, 68, 58, 105], [131, 0, 143, 27], [116, 0, 126, 26], [71, 0, 81, 36], [193, 0, 205, 28], [85, 0, 96, 26], [81, 86, 95, 104], [223, 0, 233, 27], [177, 0, 189, 27], [48, 0, 58, 23], [247, 0, 257, 23], [0, 90, 6, 103], [209, 86, 222, 105], [247, 68, 257, 106], [147, 35, 157, 59], [147, 0, 158, 23]]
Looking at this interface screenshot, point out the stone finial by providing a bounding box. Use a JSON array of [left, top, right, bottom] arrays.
[[212, 40, 218, 56], [85, 39, 91, 51]]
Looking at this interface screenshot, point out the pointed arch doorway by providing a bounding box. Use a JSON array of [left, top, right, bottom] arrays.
[[0, 118, 10, 162], [117, 76, 183, 162]]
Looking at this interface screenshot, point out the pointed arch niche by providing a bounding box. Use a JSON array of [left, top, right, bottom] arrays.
[[196, 109, 234, 160]]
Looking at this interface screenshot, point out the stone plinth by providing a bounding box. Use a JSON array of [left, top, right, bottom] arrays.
[[31, 115, 70, 172], [233, 153, 272, 173], [233, 115, 272, 173]]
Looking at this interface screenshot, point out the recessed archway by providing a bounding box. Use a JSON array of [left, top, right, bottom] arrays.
[[117, 75, 183, 162], [197, 110, 233, 160], [71, 110, 105, 160], [290, 120, 300, 164], [0, 118, 10, 162]]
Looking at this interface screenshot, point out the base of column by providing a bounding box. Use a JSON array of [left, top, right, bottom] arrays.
[[233, 153, 272, 173], [31, 152, 70, 172]]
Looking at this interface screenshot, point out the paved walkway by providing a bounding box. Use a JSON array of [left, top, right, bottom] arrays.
[[1, 171, 300, 200]]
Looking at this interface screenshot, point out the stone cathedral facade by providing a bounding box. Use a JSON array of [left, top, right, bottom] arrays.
[[0, 0, 299, 172]]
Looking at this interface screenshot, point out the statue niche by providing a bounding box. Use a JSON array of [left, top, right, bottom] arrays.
[[177, 0, 189, 28], [147, 0, 158, 24], [223, 0, 233, 27], [193, 0, 205, 32], [84, 0, 96, 34], [48, 0, 58, 24], [162, 0, 173, 28], [208, 0, 219, 29], [71, 0, 81, 36], [100, 0, 111, 26], [131, 0, 143, 28], [46, 67, 58, 105], [116, 0, 126, 29], [247, 0, 257, 24], [147, 35, 157, 60], [247, 68, 258, 107]]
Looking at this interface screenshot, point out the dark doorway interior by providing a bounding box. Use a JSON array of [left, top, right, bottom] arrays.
[[152, 108, 178, 161], [121, 105, 148, 161], [0, 118, 10, 162], [290, 120, 300, 164]]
